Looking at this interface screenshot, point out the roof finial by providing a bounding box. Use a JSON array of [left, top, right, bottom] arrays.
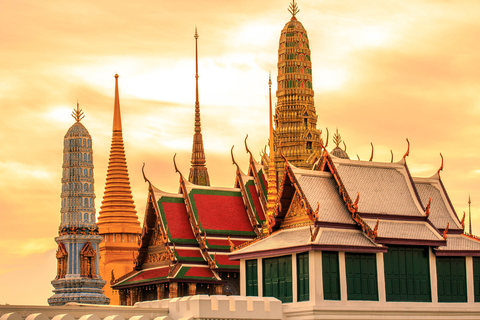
[[71, 101, 85, 122], [189, 26, 210, 186], [469, 194, 472, 234], [403, 138, 410, 159], [113, 73, 122, 132], [288, 0, 300, 19], [267, 73, 278, 220], [369, 143, 374, 161], [333, 128, 342, 147], [437, 153, 444, 177]]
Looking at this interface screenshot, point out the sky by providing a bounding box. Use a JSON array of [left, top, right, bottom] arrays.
[[1, 0, 480, 306]]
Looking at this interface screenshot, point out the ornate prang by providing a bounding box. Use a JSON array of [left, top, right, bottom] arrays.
[[403, 138, 410, 159], [443, 223, 449, 240], [369, 143, 374, 161], [71, 102, 85, 122], [288, 0, 300, 18], [425, 197, 431, 217]]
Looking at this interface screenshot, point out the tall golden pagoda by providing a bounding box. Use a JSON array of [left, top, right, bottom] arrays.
[[188, 28, 210, 186], [97, 74, 141, 305], [273, 0, 321, 180]]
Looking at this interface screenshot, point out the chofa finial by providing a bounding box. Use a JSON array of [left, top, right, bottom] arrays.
[[288, 0, 300, 18], [72, 102, 85, 122]]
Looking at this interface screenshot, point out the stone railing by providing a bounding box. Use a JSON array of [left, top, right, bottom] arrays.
[[0, 295, 282, 320]]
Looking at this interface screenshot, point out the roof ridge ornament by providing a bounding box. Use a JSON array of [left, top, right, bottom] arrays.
[[369, 143, 374, 161], [390, 150, 393, 163], [425, 197, 431, 217], [333, 128, 342, 147], [437, 153, 444, 177], [461, 212, 465, 230], [443, 223, 449, 240], [288, 0, 300, 18], [403, 138, 410, 159], [72, 102, 85, 122]]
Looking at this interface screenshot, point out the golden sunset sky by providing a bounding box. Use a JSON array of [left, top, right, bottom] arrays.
[[1, 0, 480, 305]]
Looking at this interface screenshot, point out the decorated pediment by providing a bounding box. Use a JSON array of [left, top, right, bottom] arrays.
[[282, 191, 312, 228], [80, 242, 96, 257]]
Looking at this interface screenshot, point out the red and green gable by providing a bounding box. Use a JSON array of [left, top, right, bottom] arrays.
[[157, 195, 197, 245], [187, 188, 256, 236], [245, 179, 266, 223]]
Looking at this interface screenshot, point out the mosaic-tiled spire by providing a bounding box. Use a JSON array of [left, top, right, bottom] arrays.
[[188, 27, 210, 186], [97, 74, 140, 233], [273, 1, 321, 179], [49, 104, 109, 306]]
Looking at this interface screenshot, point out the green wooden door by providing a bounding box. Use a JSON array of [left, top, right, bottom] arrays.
[[297, 252, 309, 301], [474, 257, 480, 302], [263, 255, 292, 302], [384, 246, 431, 302], [322, 251, 340, 300], [345, 252, 378, 301], [246, 259, 258, 296], [437, 256, 467, 302]]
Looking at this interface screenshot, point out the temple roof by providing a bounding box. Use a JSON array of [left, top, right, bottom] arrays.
[[414, 175, 463, 231], [363, 219, 445, 244], [113, 264, 218, 288], [436, 234, 480, 255], [184, 181, 256, 237], [291, 167, 355, 225], [230, 226, 383, 260], [330, 157, 425, 217]]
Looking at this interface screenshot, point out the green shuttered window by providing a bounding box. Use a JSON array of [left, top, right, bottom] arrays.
[[345, 253, 378, 301], [384, 246, 431, 302], [297, 252, 309, 301], [246, 259, 258, 296], [474, 257, 480, 302], [322, 251, 340, 300], [263, 255, 293, 303], [437, 256, 467, 302]]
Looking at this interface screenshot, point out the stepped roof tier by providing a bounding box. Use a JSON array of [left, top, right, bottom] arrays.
[[113, 151, 268, 292], [97, 74, 141, 234], [231, 148, 480, 260]]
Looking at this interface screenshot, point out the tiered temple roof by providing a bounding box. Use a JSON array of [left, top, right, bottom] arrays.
[[112, 150, 268, 292], [231, 147, 480, 260]]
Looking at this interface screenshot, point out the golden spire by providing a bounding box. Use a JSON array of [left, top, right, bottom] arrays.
[[113, 74, 122, 132], [97, 74, 140, 234], [288, 0, 300, 19], [189, 27, 211, 186], [72, 102, 85, 122], [267, 73, 278, 217]]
